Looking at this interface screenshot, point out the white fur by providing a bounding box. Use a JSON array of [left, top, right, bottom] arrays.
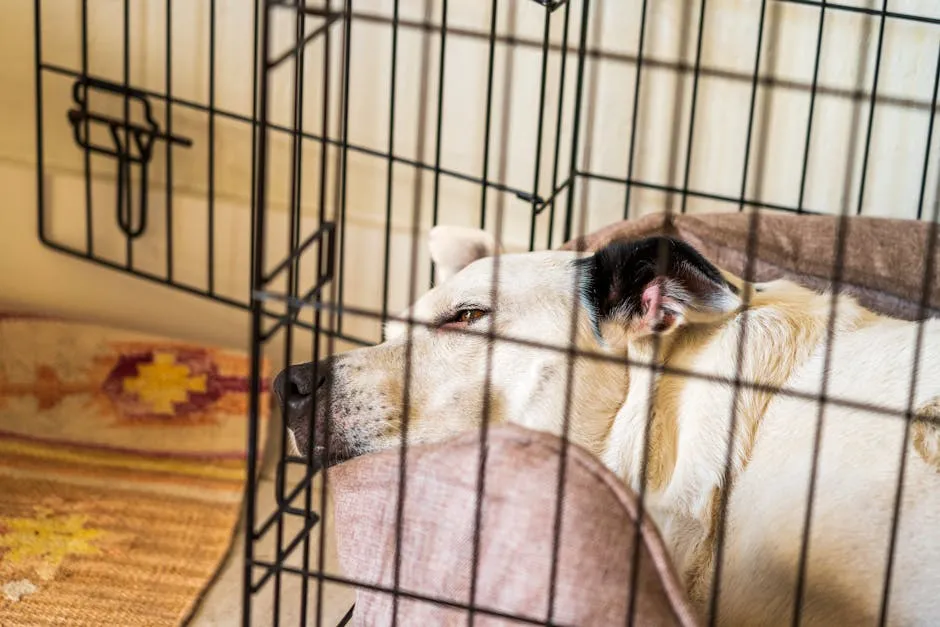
[[428, 225, 498, 285], [307, 227, 940, 626]]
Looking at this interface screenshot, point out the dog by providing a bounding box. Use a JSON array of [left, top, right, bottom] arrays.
[[274, 225, 940, 626]]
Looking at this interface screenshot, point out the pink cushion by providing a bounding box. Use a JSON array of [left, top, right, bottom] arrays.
[[329, 425, 698, 626]]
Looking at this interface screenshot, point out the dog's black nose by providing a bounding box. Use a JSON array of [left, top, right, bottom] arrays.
[[273, 362, 330, 420], [273, 358, 352, 470]]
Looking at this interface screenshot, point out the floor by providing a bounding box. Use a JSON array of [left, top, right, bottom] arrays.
[[190, 411, 357, 626]]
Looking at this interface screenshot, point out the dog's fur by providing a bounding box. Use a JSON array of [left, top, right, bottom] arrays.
[[275, 226, 940, 626]]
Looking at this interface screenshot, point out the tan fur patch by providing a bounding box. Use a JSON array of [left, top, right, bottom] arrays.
[[381, 371, 508, 445], [645, 328, 718, 492], [913, 398, 940, 471], [685, 487, 722, 606]]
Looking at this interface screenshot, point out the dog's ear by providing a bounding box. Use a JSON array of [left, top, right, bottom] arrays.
[[579, 236, 741, 338], [428, 226, 498, 285]]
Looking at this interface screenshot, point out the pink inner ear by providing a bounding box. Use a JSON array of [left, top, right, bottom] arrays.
[[641, 281, 663, 316], [640, 280, 677, 334]]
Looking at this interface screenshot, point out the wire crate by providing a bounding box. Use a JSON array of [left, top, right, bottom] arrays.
[[33, 0, 940, 625]]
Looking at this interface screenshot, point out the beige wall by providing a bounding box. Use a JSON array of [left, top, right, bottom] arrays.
[[1, 3, 248, 354], [2, 0, 939, 364]]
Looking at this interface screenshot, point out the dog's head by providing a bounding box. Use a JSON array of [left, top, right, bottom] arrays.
[[273, 228, 741, 469]]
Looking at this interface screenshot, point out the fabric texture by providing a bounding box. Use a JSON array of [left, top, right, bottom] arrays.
[[0, 313, 269, 626], [329, 425, 698, 627], [561, 212, 940, 320]]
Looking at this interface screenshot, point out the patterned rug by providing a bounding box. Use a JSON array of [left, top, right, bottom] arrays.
[[0, 314, 269, 626]]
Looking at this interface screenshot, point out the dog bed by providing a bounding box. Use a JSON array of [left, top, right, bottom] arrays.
[[0, 313, 269, 626], [330, 424, 699, 626]]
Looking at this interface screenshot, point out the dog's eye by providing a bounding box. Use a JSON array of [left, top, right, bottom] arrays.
[[458, 309, 487, 324], [441, 308, 488, 328]]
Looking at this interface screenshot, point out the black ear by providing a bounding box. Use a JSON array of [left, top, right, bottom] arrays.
[[578, 236, 741, 338]]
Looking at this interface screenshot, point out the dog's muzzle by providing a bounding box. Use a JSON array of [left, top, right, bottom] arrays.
[[272, 358, 350, 470]]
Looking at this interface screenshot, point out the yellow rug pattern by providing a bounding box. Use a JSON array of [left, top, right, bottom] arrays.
[[0, 314, 268, 626]]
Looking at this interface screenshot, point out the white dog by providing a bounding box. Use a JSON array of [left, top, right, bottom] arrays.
[[274, 226, 940, 626]]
